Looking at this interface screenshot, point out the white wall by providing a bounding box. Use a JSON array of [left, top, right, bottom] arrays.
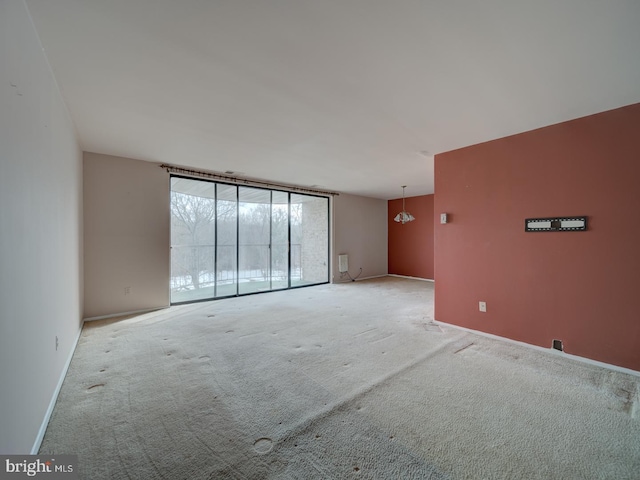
[[83, 153, 170, 318], [332, 193, 388, 282], [0, 0, 83, 453]]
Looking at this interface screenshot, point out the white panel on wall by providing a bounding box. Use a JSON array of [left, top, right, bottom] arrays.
[[338, 254, 349, 273]]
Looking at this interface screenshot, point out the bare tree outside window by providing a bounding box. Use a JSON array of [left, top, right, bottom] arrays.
[[171, 190, 215, 291], [170, 179, 235, 300], [170, 177, 327, 303]]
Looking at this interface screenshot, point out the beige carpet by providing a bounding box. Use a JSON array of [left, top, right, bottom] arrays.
[[40, 277, 640, 479]]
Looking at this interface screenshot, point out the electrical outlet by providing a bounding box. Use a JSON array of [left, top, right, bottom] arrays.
[[124, 286, 131, 295], [479, 301, 487, 313], [55, 336, 59, 351]]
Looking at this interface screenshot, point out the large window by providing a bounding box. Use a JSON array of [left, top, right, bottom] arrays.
[[170, 177, 329, 304]]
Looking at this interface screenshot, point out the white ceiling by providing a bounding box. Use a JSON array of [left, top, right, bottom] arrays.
[[25, 0, 640, 199]]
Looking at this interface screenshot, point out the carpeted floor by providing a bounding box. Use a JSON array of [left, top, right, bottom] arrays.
[[40, 277, 640, 479]]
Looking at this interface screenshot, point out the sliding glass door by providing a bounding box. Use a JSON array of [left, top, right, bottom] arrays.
[[271, 191, 290, 290], [170, 179, 216, 302], [215, 184, 237, 298], [238, 187, 271, 294], [170, 177, 328, 304]]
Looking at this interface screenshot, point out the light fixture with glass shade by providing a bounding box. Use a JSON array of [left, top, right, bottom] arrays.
[[393, 186, 415, 224]]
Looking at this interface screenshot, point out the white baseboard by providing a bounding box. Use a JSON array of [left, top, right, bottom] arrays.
[[31, 322, 84, 454], [388, 274, 434, 282], [83, 306, 168, 322], [358, 274, 388, 281], [336, 274, 435, 284], [333, 274, 388, 284], [434, 320, 640, 378]]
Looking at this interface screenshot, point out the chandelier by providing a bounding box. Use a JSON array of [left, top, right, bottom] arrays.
[[393, 186, 415, 224]]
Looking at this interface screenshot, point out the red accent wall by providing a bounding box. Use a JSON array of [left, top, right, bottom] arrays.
[[388, 194, 434, 279], [434, 103, 640, 371]]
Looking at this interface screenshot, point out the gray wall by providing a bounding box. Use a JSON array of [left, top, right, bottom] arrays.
[[333, 193, 388, 282], [83, 153, 170, 319], [0, 0, 83, 453]]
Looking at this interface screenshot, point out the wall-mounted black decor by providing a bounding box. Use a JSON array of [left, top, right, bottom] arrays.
[[525, 216, 588, 232]]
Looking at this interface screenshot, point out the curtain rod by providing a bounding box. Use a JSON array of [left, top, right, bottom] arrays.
[[160, 164, 339, 197]]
